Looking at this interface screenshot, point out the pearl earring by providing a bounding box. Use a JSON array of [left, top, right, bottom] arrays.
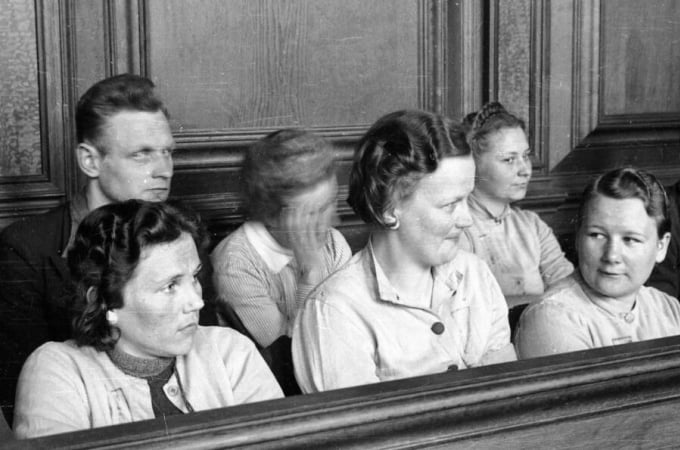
[[106, 310, 118, 325]]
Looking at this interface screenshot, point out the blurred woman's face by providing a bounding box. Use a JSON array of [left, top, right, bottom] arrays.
[[392, 156, 475, 269], [274, 176, 338, 248], [577, 194, 670, 305], [474, 127, 531, 205], [114, 232, 204, 359]]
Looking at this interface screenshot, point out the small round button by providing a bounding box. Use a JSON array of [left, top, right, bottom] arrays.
[[623, 313, 634, 323], [431, 322, 445, 335], [167, 386, 179, 396]]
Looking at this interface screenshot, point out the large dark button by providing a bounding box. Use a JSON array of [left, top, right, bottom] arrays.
[[431, 322, 445, 335]]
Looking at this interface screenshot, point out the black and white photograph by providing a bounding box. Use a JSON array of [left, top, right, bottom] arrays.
[[1, 0, 680, 447]]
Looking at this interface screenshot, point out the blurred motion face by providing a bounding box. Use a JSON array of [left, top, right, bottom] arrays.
[[393, 156, 475, 269], [577, 195, 670, 306], [274, 176, 338, 249], [474, 127, 531, 205], [95, 110, 175, 205], [115, 232, 204, 359]]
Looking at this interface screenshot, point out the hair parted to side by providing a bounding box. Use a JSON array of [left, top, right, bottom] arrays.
[[465, 101, 525, 158], [348, 109, 470, 227], [242, 128, 336, 221], [577, 167, 670, 237], [67, 200, 207, 352], [76, 73, 168, 152]]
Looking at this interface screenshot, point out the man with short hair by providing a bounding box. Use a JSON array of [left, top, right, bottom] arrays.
[[0, 74, 175, 424]]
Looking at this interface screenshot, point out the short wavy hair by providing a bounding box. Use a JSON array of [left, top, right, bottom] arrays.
[[76, 73, 168, 153], [465, 101, 525, 158], [348, 109, 470, 227], [67, 200, 208, 351], [577, 167, 670, 238], [242, 128, 336, 221]]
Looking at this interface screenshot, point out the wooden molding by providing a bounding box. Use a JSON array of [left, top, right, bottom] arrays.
[[447, 0, 485, 118], [0, 0, 71, 210], [12, 336, 680, 449]]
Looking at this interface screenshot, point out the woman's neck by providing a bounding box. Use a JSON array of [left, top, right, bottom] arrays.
[[371, 232, 433, 305], [471, 189, 509, 218], [263, 220, 291, 249], [577, 270, 637, 313], [108, 346, 174, 379]]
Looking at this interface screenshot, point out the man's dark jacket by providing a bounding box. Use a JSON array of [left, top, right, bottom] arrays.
[[0, 204, 73, 424]]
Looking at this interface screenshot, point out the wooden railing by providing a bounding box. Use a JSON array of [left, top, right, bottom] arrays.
[[8, 335, 680, 449]]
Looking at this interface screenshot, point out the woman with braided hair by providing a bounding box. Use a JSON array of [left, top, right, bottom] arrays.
[[460, 102, 573, 329]]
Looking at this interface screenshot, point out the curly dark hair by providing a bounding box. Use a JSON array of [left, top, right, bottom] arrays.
[[67, 200, 208, 351], [465, 101, 526, 158], [347, 109, 470, 228], [76, 73, 168, 153], [577, 167, 670, 238], [242, 128, 336, 222]]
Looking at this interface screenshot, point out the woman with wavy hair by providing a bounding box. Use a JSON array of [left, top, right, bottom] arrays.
[[13, 200, 282, 438], [292, 110, 516, 393]]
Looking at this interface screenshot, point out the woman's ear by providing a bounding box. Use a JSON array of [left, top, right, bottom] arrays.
[[85, 286, 98, 305], [382, 209, 400, 230], [655, 232, 672, 263]]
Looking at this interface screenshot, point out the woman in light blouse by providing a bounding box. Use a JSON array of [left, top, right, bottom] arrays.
[[14, 200, 282, 438], [516, 168, 680, 358], [210, 129, 351, 394], [460, 102, 573, 325], [292, 110, 516, 393]]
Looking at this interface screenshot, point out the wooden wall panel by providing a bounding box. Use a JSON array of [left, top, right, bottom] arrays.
[[602, 0, 680, 116], [0, 0, 73, 229], [0, 0, 42, 177], [145, 0, 421, 131], [491, 0, 680, 237]]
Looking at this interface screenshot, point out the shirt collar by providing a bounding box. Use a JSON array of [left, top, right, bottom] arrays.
[[468, 192, 511, 223], [368, 237, 462, 306], [243, 221, 294, 273]]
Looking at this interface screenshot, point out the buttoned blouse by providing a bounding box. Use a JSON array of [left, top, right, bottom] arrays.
[[459, 194, 573, 299], [516, 273, 680, 359], [292, 240, 511, 393]]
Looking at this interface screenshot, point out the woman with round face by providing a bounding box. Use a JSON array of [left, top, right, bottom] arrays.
[[516, 168, 680, 358], [292, 110, 516, 393], [210, 129, 351, 394], [459, 102, 573, 322], [13, 201, 282, 439]]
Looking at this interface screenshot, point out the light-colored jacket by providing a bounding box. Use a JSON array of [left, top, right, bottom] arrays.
[[293, 241, 514, 393], [14, 326, 283, 439]]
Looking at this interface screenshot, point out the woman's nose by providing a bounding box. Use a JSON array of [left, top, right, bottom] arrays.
[[184, 281, 204, 312], [602, 238, 622, 263], [518, 155, 532, 177], [455, 201, 473, 229]]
